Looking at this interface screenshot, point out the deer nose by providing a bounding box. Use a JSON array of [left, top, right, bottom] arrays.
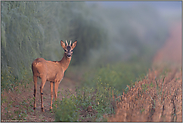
[[67, 54, 71, 57]]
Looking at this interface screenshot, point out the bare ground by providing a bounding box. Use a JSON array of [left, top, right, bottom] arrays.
[[1, 76, 79, 122]]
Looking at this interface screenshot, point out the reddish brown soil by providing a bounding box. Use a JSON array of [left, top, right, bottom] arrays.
[[108, 21, 182, 122]]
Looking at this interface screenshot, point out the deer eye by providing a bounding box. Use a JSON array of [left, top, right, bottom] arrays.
[[64, 49, 67, 52], [71, 50, 73, 52]]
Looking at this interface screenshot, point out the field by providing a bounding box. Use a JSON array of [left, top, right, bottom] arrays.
[[108, 22, 182, 122], [1, 22, 181, 122], [1, 2, 182, 122]]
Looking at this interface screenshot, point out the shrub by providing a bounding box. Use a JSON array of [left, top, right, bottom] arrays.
[[53, 82, 117, 121], [82, 60, 149, 93], [54, 94, 80, 122]]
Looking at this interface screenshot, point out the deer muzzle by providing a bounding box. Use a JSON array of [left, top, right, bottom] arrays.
[[67, 52, 72, 57]]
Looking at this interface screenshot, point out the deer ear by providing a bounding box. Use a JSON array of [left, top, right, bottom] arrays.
[[72, 40, 77, 49], [60, 40, 65, 48]]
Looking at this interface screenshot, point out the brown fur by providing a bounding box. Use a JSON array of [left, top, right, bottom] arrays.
[[32, 40, 77, 112]]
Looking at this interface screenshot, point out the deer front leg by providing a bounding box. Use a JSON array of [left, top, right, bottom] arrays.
[[33, 76, 37, 110], [40, 77, 46, 112], [50, 82, 53, 110], [54, 82, 59, 101]]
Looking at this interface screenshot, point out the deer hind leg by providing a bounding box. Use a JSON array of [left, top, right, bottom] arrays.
[[40, 77, 46, 112], [33, 76, 37, 110], [50, 82, 53, 110]]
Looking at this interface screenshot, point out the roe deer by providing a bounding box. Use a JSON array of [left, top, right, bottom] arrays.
[[32, 40, 77, 112]]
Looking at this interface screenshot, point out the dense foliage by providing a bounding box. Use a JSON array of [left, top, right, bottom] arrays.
[[1, 2, 107, 89]]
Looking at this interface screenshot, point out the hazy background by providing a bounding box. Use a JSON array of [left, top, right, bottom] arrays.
[[1, 1, 182, 89]]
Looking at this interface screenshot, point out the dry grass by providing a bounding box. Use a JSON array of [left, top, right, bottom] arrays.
[[108, 22, 182, 122], [108, 67, 182, 122]]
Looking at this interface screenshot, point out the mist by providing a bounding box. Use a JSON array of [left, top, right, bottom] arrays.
[[85, 1, 181, 66], [1, 1, 182, 85]]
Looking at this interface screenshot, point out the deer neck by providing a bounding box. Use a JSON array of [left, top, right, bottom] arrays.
[[59, 54, 71, 72]]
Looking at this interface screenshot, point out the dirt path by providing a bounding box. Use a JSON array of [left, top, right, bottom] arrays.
[[1, 75, 80, 122], [30, 77, 80, 121], [108, 21, 182, 122], [30, 77, 79, 121]]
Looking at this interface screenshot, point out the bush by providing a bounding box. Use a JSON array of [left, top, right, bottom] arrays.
[[82, 60, 149, 93], [54, 95, 79, 122], [53, 82, 117, 122]]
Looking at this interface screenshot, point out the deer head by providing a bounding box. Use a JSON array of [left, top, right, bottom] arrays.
[[61, 40, 77, 58]]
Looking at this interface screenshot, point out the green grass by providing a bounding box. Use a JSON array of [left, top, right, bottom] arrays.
[[53, 82, 116, 122], [54, 95, 79, 121], [53, 60, 150, 121], [1, 66, 32, 92], [82, 61, 149, 93]]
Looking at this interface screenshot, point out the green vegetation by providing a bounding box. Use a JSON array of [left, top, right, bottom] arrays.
[[53, 59, 151, 121], [1, 2, 107, 90], [54, 82, 116, 121], [54, 95, 80, 121], [83, 60, 149, 92]]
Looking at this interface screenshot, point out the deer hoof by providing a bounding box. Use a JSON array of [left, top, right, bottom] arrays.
[[41, 108, 44, 112]]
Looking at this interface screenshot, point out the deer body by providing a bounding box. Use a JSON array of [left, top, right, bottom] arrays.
[[32, 40, 77, 112], [32, 57, 70, 82]]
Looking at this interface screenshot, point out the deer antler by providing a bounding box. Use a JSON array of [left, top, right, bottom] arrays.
[[69, 40, 72, 46], [66, 40, 68, 46]]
